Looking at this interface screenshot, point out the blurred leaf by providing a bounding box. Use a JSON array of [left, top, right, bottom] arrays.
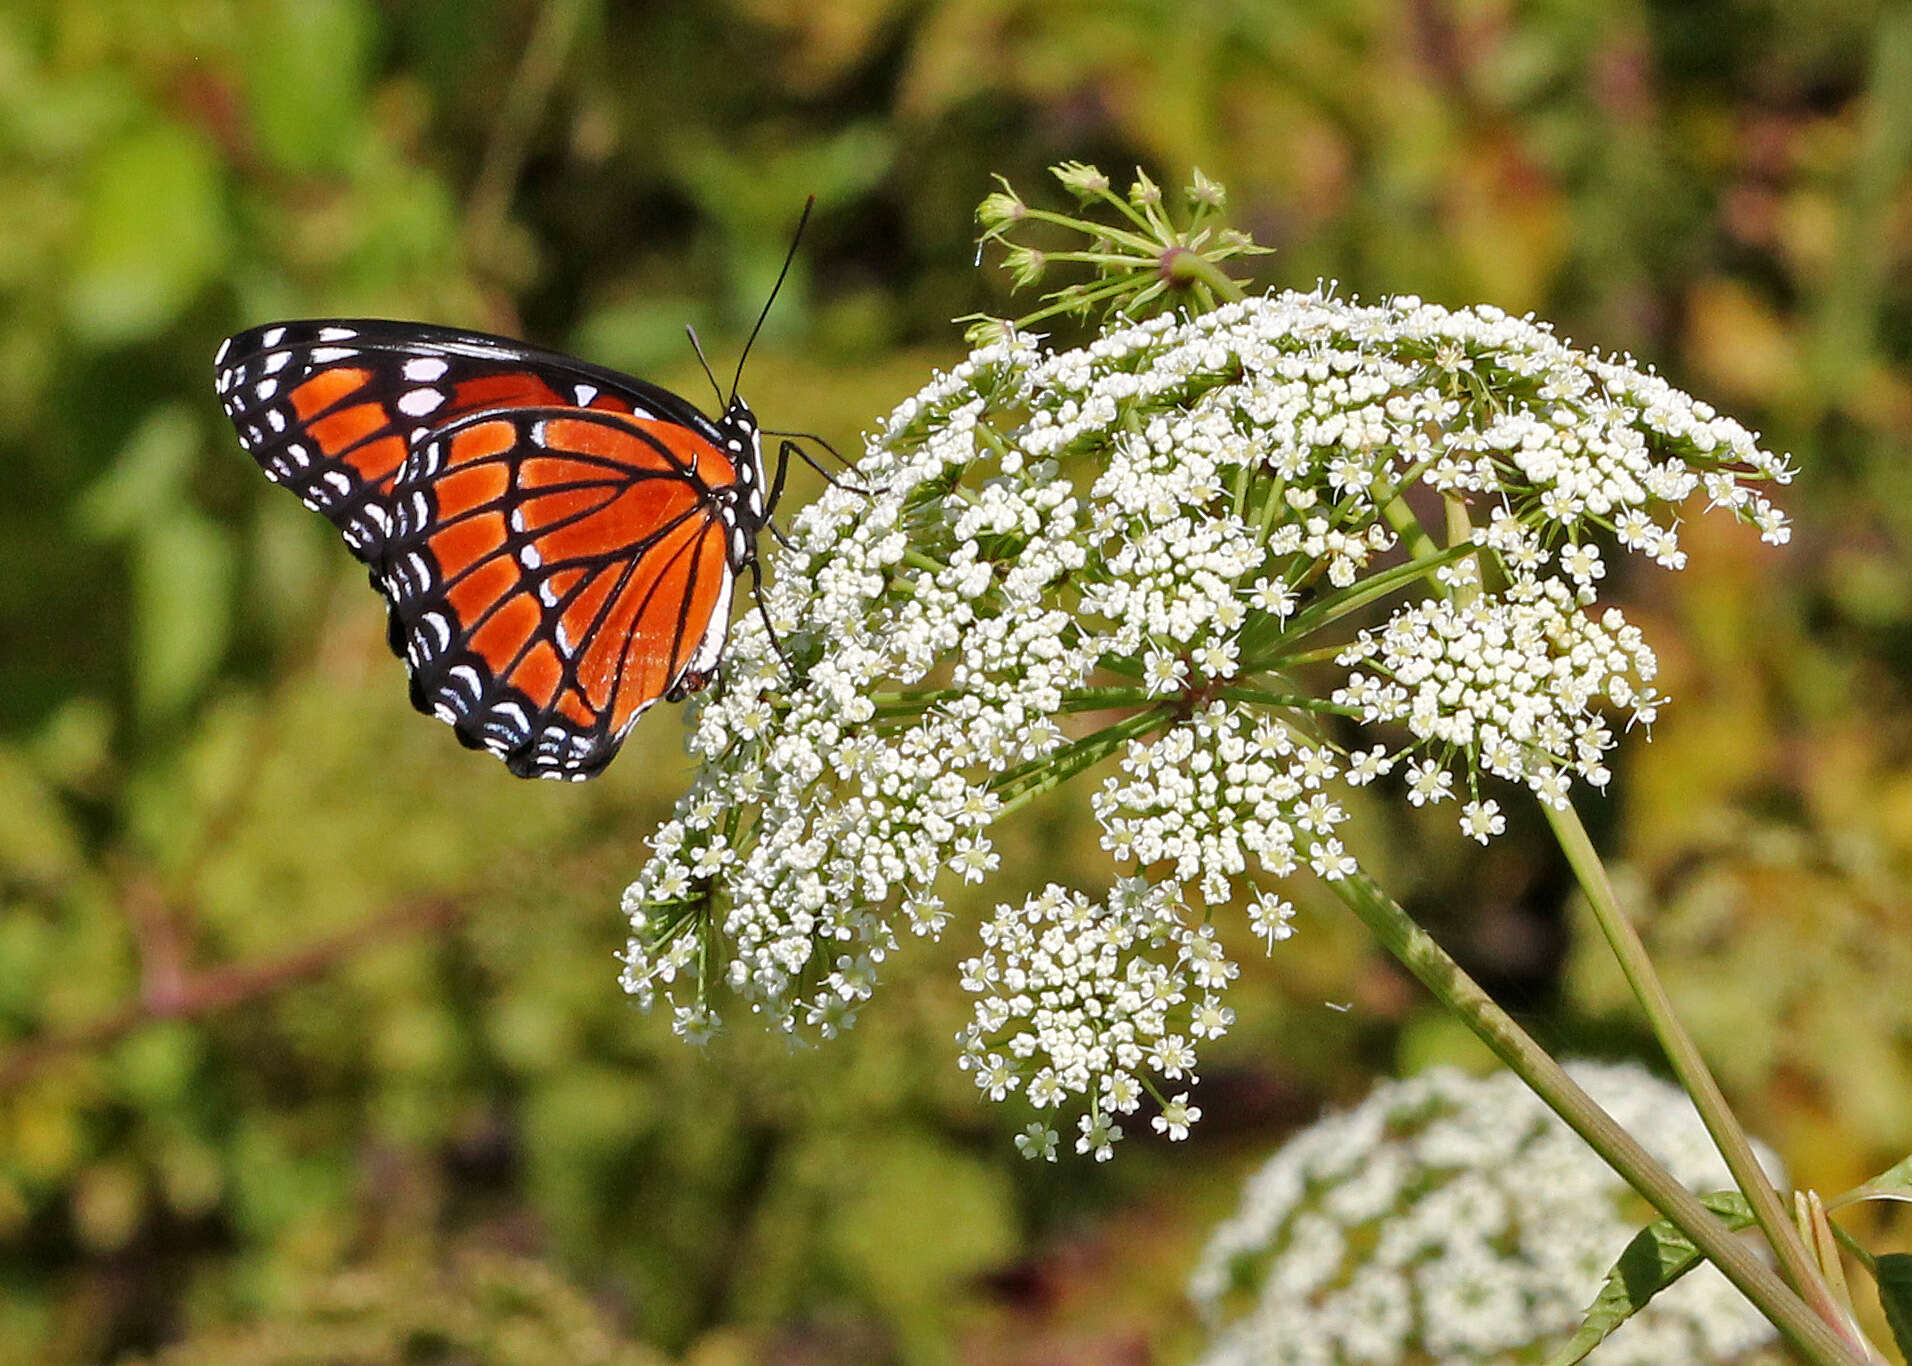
[[72, 1159, 145, 1253], [66, 121, 227, 345], [131, 508, 236, 722], [238, 0, 374, 175], [30, 695, 113, 788], [77, 402, 200, 541], [1545, 1191, 1755, 1366], [826, 1134, 1018, 1333], [114, 1021, 202, 1112], [0, 747, 81, 884]]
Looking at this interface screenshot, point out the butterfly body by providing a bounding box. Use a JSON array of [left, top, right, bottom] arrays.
[[214, 319, 775, 780]]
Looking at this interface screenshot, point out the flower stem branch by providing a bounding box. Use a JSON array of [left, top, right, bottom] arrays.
[[1159, 247, 1246, 303], [1544, 800, 1874, 1355], [1328, 869, 1869, 1366]]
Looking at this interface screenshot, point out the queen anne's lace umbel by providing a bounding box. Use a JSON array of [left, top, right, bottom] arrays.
[[1188, 1062, 1785, 1366], [621, 289, 1791, 1152]]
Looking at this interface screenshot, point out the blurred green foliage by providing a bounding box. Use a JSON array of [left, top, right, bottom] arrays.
[[3, 0, 1912, 1362]]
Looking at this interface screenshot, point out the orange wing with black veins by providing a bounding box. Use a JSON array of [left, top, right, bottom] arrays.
[[377, 409, 739, 779]]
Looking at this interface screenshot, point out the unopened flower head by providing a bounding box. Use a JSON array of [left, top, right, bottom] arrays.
[[621, 283, 1791, 1150], [1188, 1062, 1785, 1366]]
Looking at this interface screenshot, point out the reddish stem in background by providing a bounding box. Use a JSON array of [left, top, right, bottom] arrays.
[[0, 895, 463, 1090]]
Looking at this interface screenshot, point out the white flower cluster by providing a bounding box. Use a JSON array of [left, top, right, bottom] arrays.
[[1188, 1062, 1786, 1366], [621, 289, 1791, 1149], [959, 880, 1229, 1159]]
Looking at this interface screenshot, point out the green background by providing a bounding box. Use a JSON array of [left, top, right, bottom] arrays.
[[4, 1, 1911, 1361]]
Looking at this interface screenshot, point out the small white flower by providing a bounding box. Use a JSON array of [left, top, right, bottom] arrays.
[[1076, 1111, 1123, 1161], [1152, 1092, 1202, 1140], [1015, 1122, 1059, 1162], [1248, 892, 1297, 949], [1459, 799, 1506, 844], [1144, 646, 1190, 693]]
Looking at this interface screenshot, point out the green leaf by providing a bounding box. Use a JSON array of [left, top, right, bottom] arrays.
[[239, 0, 373, 174], [1546, 1191, 1757, 1366], [1833, 1150, 1912, 1207], [66, 122, 228, 345], [1877, 1253, 1912, 1362], [76, 402, 201, 540], [132, 509, 236, 722]]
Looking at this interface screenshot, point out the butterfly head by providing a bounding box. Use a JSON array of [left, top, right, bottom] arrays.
[[713, 396, 771, 533]]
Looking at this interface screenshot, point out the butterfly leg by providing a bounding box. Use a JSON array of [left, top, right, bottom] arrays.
[[765, 438, 797, 516], [748, 556, 795, 677], [765, 432, 871, 495]]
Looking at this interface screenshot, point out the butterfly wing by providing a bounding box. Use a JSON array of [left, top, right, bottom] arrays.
[[382, 407, 740, 779], [213, 320, 754, 779]]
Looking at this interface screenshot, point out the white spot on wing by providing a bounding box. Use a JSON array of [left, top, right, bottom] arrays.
[[519, 544, 542, 569], [573, 384, 598, 406], [403, 357, 449, 382], [684, 568, 734, 678], [309, 346, 357, 363], [254, 378, 278, 399], [268, 408, 286, 432], [317, 326, 358, 341], [263, 350, 291, 374], [397, 388, 445, 416], [214, 337, 232, 365], [262, 327, 286, 347]]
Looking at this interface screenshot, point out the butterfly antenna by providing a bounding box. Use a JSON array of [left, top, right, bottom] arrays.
[[685, 325, 725, 411], [730, 195, 815, 408]]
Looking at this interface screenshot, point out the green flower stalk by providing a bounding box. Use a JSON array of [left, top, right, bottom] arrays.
[[968, 162, 1268, 333]]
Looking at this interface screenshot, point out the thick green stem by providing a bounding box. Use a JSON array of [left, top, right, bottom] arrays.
[[1545, 801, 1877, 1357], [1328, 870, 1870, 1366], [1381, 492, 1441, 562]]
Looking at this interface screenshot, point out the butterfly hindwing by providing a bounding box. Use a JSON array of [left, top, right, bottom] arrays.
[[213, 319, 767, 780], [380, 407, 740, 779]]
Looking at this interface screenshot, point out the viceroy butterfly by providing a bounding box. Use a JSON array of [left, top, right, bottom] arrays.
[[213, 219, 822, 781]]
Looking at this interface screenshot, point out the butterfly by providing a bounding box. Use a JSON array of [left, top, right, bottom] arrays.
[[211, 215, 828, 780]]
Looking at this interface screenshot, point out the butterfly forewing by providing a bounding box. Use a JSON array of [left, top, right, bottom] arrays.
[[213, 319, 767, 780]]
